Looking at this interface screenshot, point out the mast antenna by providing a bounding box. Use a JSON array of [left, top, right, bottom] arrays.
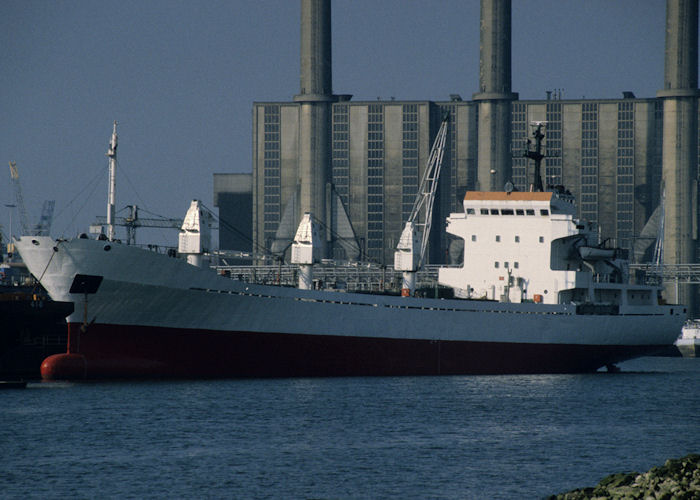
[[106, 121, 118, 241], [524, 121, 546, 192]]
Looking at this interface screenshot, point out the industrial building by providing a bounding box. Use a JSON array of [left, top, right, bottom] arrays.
[[250, 95, 669, 266], [216, 0, 698, 307]]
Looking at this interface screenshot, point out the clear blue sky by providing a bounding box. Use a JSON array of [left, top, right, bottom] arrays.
[[1, 1, 670, 245]]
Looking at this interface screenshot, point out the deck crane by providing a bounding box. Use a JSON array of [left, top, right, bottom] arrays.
[[8, 161, 31, 236], [93, 205, 184, 245], [393, 113, 449, 296]]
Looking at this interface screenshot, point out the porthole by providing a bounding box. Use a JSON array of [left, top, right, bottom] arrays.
[[31, 239, 40, 246], [104, 245, 111, 252]]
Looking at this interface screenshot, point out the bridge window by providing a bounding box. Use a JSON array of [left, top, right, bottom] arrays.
[[526, 209, 535, 215], [540, 209, 549, 216], [480, 208, 489, 215]]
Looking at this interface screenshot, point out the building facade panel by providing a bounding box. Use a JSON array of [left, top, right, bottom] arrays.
[[262, 104, 282, 248], [579, 102, 599, 224], [384, 104, 404, 260], [279, 104, 300, 224], [597, 102, 620, 241], [562, 103, 582, 203], [349, 105, 368, 254], [633, 101, 657, 245]]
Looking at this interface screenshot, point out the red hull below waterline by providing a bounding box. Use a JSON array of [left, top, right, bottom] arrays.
[[39, 323, 666, 380]]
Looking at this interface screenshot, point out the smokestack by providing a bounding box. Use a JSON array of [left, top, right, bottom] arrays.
[[657, 0, 699, 311], [294, 0, 334, 255], [299, 0, 332, 97], [473, 0, 518, 192]]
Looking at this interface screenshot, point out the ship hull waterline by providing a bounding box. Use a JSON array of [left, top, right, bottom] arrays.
[[39, 322, 669, 380], [15, 235, 684, 381]]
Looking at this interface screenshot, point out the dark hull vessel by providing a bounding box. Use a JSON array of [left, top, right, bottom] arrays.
[[0, 290, 72, 379]]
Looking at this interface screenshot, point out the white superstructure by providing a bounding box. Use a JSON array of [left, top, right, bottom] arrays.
[[439, 189, 654, 311]]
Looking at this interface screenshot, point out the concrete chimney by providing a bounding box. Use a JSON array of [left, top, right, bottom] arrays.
[[294, 0, 335, 253], [473, 0, 518, 191], [657, 0, 699, 311]]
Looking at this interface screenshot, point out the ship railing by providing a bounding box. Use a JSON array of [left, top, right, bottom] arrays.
[[212, 263, 440, 292], [630, 263, 700, 284], [131, 243, 179, 256]]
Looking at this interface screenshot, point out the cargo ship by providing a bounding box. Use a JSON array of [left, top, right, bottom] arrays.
[[15, 187, 686, 379], [14, 122, 685, 379]]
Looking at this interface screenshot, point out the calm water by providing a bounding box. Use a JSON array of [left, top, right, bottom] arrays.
[[1, 357, 699, 499]]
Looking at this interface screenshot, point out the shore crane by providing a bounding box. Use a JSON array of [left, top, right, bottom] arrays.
[[8, 161, 31, 236], [393, 113, 449, 296], [33, 200, 55, 236], [8, 162, 55, 237]]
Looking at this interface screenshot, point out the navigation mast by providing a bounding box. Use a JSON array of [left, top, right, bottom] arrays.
[[524, 121, 546, 192], [106, 121, 118, 241]]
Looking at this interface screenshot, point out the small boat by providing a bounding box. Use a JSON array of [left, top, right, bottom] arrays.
[[676, 321, 700, 357]]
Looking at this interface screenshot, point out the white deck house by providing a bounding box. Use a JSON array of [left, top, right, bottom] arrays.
[[438, 190, 656, 307]]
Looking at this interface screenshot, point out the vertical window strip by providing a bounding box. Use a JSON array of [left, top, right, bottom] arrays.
[[580, 103, 599, 224], [367, 104, 384, 261], [445, 106, 458, 213], [511, 102, 528, 191], [332, 103, 350, 208], [263, 105, 281, 244], [545, 102, 563, 187], [401, 104, 419, 222], [616, 101, 635, 249]]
